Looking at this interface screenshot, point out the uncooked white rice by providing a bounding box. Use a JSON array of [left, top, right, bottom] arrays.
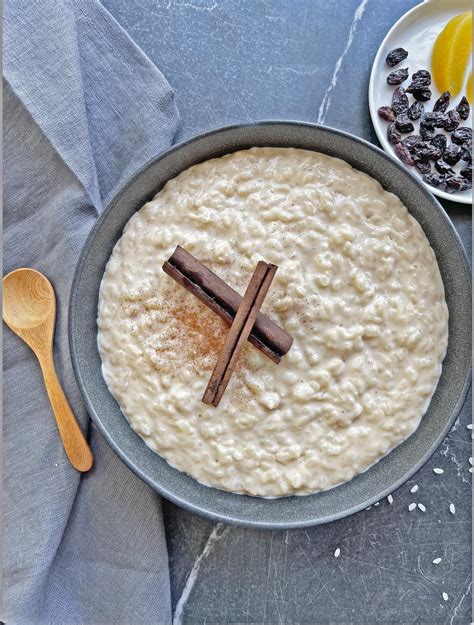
[[433, 468, 444, 474], [442, 592, 449, 602], [334, 548, 341, 558], [433, 557, 442, 564], [408, 503, 416, 512], [418, 503, 426, 512], [449, 503, 456, 514], [410, 484, 419, 493], [387, 495, 394, 504]]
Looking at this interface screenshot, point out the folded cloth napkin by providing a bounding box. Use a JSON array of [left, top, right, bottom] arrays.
[[4, 1, 179, 623]]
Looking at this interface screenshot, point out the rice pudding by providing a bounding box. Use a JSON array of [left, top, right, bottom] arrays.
[[97, 147, 448, 497]]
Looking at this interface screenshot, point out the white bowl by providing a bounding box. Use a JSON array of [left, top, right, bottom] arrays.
[[369, 0, 472, 205]]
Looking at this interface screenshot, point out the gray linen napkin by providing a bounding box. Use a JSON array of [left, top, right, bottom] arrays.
[[4, 1, 179, 623]]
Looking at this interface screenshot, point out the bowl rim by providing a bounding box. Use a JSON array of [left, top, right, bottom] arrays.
[[69, 120, 472, 528]]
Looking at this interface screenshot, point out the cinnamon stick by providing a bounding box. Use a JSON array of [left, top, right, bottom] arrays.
[[203, 262, 277, 407], [162, 246, 292, 364]]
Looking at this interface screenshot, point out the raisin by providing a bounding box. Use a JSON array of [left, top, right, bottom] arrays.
[[387, 122, 401, 145], [408, 101, 424, 121], [423, 172, 446, 188], [386, 47, 408, 67], [395, 114, 415, 134], [451, 127, 472, 144], [415, 143, 442, 162], [402, 135, 423, 152], [415, 160, 431, 174], [421, 112, 446, 128], [411, 69, 431, 85], [433, 91, 451, 112], [377, 106, 396, 122], [443, 144, 461, 166], [420, 124, 435, 141], [460, 140, 472, 162], [445, 176, 471, 193], [394, 142, 415, 166], [387, 68, 409, 85], [412, 88, 432, 102], [392, 88, 409, 115], [460, 165, 472, 180], [431, 134, 447, 154], [443, 110, 461, 132], [435, 159, 456, 175], [420, 113, 435, 128], [406, 80, 427, 93], [456, 96, 470, 121]]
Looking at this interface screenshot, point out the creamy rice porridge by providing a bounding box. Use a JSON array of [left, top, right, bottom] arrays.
[[97, 147, 448, 497]]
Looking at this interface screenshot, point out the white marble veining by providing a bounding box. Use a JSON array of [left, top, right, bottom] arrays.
[[318, 0, 369, 123], [173, 523, 230, 625]]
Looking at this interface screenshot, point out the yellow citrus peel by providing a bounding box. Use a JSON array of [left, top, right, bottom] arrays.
[[432, 11, 472, 98]]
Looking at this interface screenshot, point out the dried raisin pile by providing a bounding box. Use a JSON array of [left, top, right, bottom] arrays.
[[376, 47, 472, 194]]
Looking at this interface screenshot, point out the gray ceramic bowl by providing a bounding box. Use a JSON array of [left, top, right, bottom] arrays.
[[69, 121, 471, 528]]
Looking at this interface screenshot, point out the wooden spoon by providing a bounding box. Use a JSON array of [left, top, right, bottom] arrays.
[[3, 268, 93, 472]]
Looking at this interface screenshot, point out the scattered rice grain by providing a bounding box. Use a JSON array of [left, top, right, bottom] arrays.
[[442, 592, 448, 602], [433, 468, 444, 474], [418, 503, 426, 512], [408, 503, 416, 512], [467, 424, 473, 430], [433, 557, 442, 564], [387, 494, 394, 504], [410, 484, 419, 493], [374, 502, 380, 506], [449, 503, 455, 515], [334, 548, 341, 558], [469, 457, 473, 465]]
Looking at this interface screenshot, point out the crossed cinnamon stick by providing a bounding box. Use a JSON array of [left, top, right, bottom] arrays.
[[163, 246, 293, 406]]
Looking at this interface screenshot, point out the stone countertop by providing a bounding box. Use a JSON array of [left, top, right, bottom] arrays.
[[101, 1, 472, 623]]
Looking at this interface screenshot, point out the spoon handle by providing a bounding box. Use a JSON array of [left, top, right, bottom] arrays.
[[39, 353, 93, 472]]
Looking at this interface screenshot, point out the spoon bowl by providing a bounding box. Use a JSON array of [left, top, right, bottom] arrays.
[[3, 268, 55, 333]]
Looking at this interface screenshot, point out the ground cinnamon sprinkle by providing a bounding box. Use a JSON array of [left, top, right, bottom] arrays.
[[122, 283, 254, 404], [144, 284, 228, 370], [171, 300, 227, 370]]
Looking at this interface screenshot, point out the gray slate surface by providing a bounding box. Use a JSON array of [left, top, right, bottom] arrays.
[[101, 1, 472, 623]]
